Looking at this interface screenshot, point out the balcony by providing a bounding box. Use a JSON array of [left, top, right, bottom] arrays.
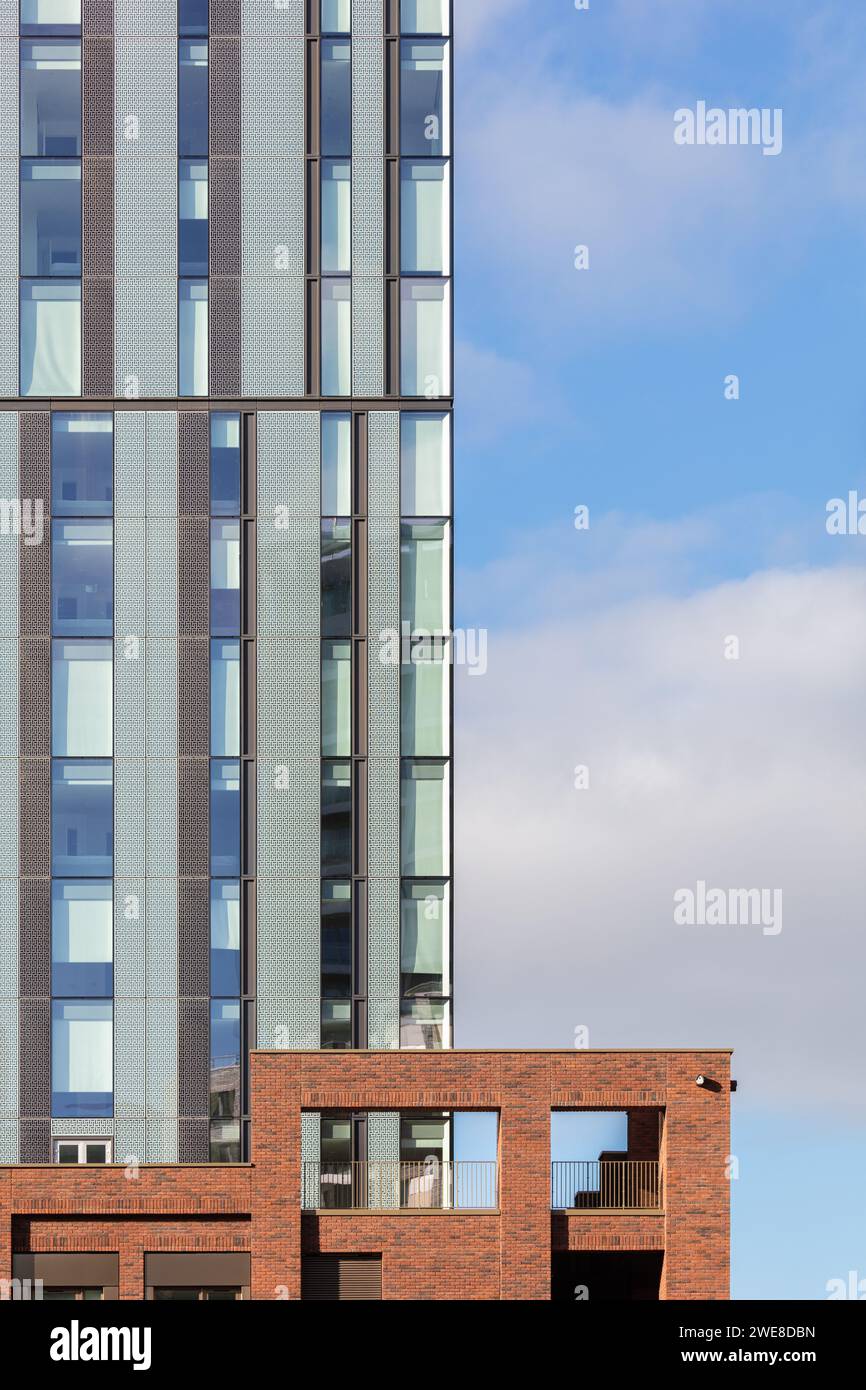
[[550, 1160, 662, 1211], [302, 1161, 499, 1211]]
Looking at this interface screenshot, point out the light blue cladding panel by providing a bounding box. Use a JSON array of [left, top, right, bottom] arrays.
[[114, 411, 146, 517], [0, 880, 17, 1000], [145, 878, 177, 999], [0, 412, 18, 639], [115, 1120, 146, 1165], [301, 1110, 320, 1209], [0, 37, 16, 155], [353, 0, 384, 37], [115, 0, 178, 35], [241, 36, 304, 158], [241, 278, 305, 398], [115, 996, 146, 1120], [352, 19, 385, 397], [114, 879, 146, 999], [145, 412, 179, 515], [0, 996, 17, 1122], [0, 1122, 17, 1164], [146, 1119, 178, 1163], [367, 1111, 400, 1205], [114, 761, 146, 879], [0, 3, 17, 36], [115, 36, 178, 397], [367, 414, 401, 1046], [242, 160, 305, 277], [256, 411, 321, 1047], [146, 998, 178, 1119], [51, 1118, 115, 1136]]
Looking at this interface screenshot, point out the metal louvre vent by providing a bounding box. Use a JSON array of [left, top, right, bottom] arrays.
[[301, 1256, 383, 1302]]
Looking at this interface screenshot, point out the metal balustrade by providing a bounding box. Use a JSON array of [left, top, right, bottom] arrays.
[[550, 1160, 662, 1211], [301, 1161, 499, 1211]]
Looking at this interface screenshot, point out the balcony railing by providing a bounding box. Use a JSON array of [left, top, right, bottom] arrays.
[[551, 1160, 662, 1210], [302, 1161, 499, 1211]]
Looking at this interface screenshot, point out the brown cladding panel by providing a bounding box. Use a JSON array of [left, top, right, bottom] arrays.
[[178, 998, 209, 1118], [18, 413, 50, 639], [178, 411, 210, 516], [210, 0, 241, 36], [18, 1117, 50, 1164], [18, 878, 50, 998], [178, 878, 209, 996], [178, 1116, 210, 1163], [178, 639, 209, 756], [82, 0, 114, 36], [178, 758, 209, 877], [82, 38, 114, 159], [209, 279, 242, 398], [18, 998, 50, 1119], [82, 276, 114, 399], [18, 640, 50, 757], [177, 517, 210, 636], [19, 760, 50, 881], [210, 162, 241, 277]]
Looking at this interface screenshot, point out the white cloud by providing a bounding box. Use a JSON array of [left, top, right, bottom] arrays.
[[454, 546, 866, 1115]]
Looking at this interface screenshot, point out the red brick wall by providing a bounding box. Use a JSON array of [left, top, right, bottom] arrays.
[[0, 1050, 730, 1301]]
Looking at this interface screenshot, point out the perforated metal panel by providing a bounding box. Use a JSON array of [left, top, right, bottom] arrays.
[[367, 1111, 400, 1163], [146, 759, 178, 878], [114, 761, 146, 878], [146, 998, 178, 1117], [145, 879, 178, 999], [0, 278, 16, 398], [115, 39, 177, 155], [353, 0, 384, 38], [146, 411, 179, 516], [0, 413, 16, 631], [352, 37, 384, 159], [146, 640, 178, 757], [115, 0, 178, 36], [114, 634, 146, 758], [115, 161, 177, 277], [115, 278, 178, 399], [367, 756, 400, 877], [257, 874, 319, 993], [145, 519, 178, 638], [352, 275, 385, 399], [115, 1120, 146, 1164], [242, 159, 305, 276], [0, 879, 16, 1000], [0, 38, 17, 157], [0, 1121, 17, 1163], [146, 1118, 178, 1163], [241, 278, 305, 398], [51, 1118, 115, 1136], [367, 876, 400, 1010], [301, 1110, 320, 1209], [114, 411, 146, 518], [368, 411, 400, 516], [241, 37, 304, 157], [114, 997, 146, 1119], [352, 158, 384, 278], [114, 878, 146, 999], [0, 3, 16, 38], [242, 0, 305, 38], [257, 410, 320, 518], [0, 997, 17, 1117], [257, 997, 319, 1051], [0, 160, 16, 275], [0, 645, 15, 755], [258, 759, 320, 879], [257, 641, 318, 760]]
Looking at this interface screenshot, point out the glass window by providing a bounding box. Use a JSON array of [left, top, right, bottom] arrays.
[[210, 412, 240, 516], [321, 412, 351, 516], [20, 40, 81, 156], [401, 881, 448, 997], [401, 520, 449, 632], [321, 160, 351, 274], [209, 1119, 240, 1162], [321, 39, 351, 156], [51, 519, 112, 636], [20, 279, 81, 396], [210, 880, 240, 997], [54, 1138, 111, 1164], [401, 160, 448, 274], [51, 999, 112, 1118], [401, 412, 450, 516], [20, 159, 81, 276], [321, 881, 351, 998], [179, 279, 208, 396], [401, 0, 449, 33], [51, 760, 113, 877], [211, 638, 240, 756], [322, 639, 351, 757], [321, 0, 350, 32], [400, 40, 448, 156], [321, 1000, 352, 1049], [400, 998, 450, 1049], [401, 759, 449, 877], [322, 760, 351, 877], [178, 40, 208, 157], [21, 1, 82, 35], [210, 519, 240, 635], [210, 759, 240, 877], [400, 1113, 449, 1165], [52, 880, 112, 997], [401, 278, 450, 396], [51, 412, 113, 517], [52, 639, 112, 756], [321, 278, 351, 396], [154, 1287, 241, 1301], [179, 0, 208, 35], [321, 519, 351, 637], [210, 999, 240, 1118], [401, 639, 449, 755], [179, 160, 208, 276]]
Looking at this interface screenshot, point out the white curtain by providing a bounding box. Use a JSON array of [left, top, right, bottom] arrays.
[[401, 162, 448, 273], [211, 522, 240, 591], [179, 281, 208, 396], [211, 884, 240, 952], [52, 643, 112, 756], [322, 643, 352, 756], [22, 0, 81, 23], [401, 280, 449, 396], [53, 1004, 112, 1094], [179, 161, 208, 218], [211, 412, 239, 450], [401, 0, 449, 33], [211, 642, 240, 756], [322, 162, 351, 273], [54, 887, 112, 965], [322, 280, 351, 396], [20, 281, 81, 396]]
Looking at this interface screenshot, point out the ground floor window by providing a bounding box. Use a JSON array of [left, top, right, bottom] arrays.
[[153, 1288, 241, 1301]]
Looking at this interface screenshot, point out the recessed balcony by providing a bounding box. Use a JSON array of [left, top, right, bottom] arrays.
[[302, 1161, 499, 1211], [550, 1160, 662, 1211]]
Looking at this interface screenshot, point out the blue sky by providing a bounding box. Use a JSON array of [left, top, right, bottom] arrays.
[[451, 0, 866, 1300]]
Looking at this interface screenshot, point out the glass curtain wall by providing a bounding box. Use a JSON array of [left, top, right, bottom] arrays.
[[321, 3, 351, 395], [178, 7, 209, 395]]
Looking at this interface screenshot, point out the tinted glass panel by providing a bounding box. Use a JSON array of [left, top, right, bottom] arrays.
[[400, 412, 450, 516], [52, 639, 112, 756], [51, 413, 113, 516], [51, 760, 113, 876], [179, 279, 208, 395], [211, 638, 240, 756], [20, 159, 81, 276], [321, 999, 352, 1049], [400, 998, 449, 1048], [179, 160, 208, 275], [20, 41, 81, 156], [321, 0, 350, 31], [210, 759, 240, 876], [400, 759, 448, 877], [51, 999, 112, 1117], [210, 412, 240, 515], [321, 40, 351, 156], [400, 40, 447, 156], [210, 1000, 240, 1118], [179, 0, 208, 35], [400, 881, 447, 997], [210, 880, 240, 997], [52, 879, 112, 997], [322, 639, 351, 757], [401, 641, 449, 756], [322, 882, 351, 998], [321, 278, 351, 396], [321, 160, 351, 273], [401, 0, 449, 33], [210, 1119, 240, 1162], [400, 278, 450, 396], [21, 1, 82, 35], [321, 520, 351, 637], [322, 761, 351, 877], [401, 159, 448, 274], [321, 413, 351, 516], [178, 40, 208, 157], [210, 520, 240, 635], [51, 519, 113, 636], [400, 520, 448, 632], [20, 279, 81, 396]]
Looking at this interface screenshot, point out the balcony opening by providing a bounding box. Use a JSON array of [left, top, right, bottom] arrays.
[[552, 1252, 663, 1302], [551, 1109, 662, 1210]]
